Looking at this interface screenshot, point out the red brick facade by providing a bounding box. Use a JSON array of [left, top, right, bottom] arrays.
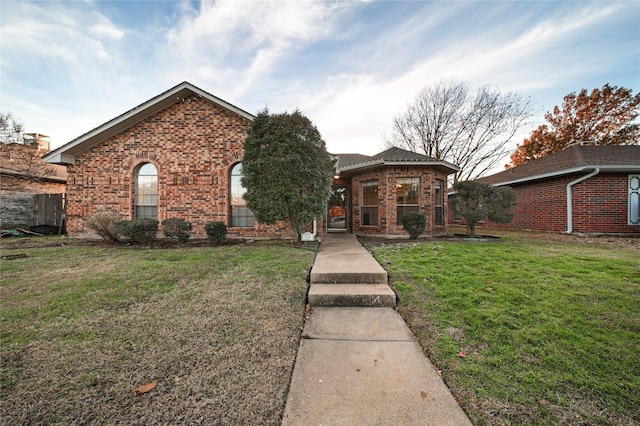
[[340, 166, 450, 237], [49, 83, 458, 240], [452, 173, 639, 235], [65, 97, 294, 239]]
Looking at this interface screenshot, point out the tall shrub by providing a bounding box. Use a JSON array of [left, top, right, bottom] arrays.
[[241, 109, 334, 241], [450, 181, 516, 237]]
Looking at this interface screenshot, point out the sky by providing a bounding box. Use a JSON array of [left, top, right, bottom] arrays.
[[1, 0, 639, 173]]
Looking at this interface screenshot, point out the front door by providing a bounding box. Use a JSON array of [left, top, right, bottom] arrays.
[[327, 186, 347, 231]]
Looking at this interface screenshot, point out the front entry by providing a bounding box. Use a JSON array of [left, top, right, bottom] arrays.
[[327, 186, 347, 231]]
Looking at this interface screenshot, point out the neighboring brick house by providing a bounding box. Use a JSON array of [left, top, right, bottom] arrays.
[[43, 82, 459, 239], [1, 135, 67, 230], [464, 145, 640, 235]]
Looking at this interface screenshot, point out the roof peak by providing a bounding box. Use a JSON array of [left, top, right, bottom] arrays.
[[334, 146, 459, 174], [43, 82, 254, 165]]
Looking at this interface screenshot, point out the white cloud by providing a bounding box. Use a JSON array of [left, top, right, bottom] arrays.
[[1, 2, 125, 70], [164, 1, 353, 99], [297, 2, 635, 160], [0, 1, 146, 145], [2, 0, 636, 159], [90, 22, 125, 40]]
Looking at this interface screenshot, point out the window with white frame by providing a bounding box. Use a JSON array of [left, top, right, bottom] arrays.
[[629, 175, 640, 225]]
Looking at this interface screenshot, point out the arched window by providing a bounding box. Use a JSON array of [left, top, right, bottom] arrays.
[[230, 163, 254, 227], [134, 163, 158, 219]]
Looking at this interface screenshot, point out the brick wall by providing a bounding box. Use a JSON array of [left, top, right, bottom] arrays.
[[451, 173, 639, 234], [1, 175, 66, 229], [570, 173, 637, 234], [349, 166, 450, 237], [65, 97, 294, 239]]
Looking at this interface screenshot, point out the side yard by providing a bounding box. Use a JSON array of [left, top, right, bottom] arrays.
[[0, 242, 313, 425], [368, 233, 640, 425]]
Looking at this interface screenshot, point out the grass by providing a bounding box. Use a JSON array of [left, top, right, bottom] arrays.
[[0, 240, 314, 425], [368, 233, 640, 425], [2, 233, 638, 425]]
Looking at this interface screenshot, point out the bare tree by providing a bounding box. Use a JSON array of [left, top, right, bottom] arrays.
[[0, 111, 25, 145], [388, 80, 532, 183], [0, 111, 53, 181]]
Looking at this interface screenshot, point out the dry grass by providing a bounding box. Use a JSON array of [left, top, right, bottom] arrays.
[[1, 241, 314, 425]]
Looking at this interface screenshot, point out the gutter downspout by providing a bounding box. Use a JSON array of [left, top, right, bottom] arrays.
[[566, 168, 600, 234], [301, 219, 317, 242]]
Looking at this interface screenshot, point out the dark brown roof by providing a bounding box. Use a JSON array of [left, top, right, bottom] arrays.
[[478, 145, 640, 185], [334, 147, 459, 175]]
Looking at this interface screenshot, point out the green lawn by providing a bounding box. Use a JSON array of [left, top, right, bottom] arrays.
[[0, 241, 314, 425], [369, 235, 640, 425], [2, 235, 638, 425]]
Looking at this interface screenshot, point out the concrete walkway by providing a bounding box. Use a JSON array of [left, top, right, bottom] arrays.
[[282, 233, 471, 425]]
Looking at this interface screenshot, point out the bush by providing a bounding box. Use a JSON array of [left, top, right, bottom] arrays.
[[161, 218, 193, 244], [205, 221, 227, 245], [119, 218, 159, 245], [86, 212, 122, 243], [402, 211, 426, 239], [450, 181, 516, 237]]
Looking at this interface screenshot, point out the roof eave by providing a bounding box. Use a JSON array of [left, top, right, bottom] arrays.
[[337, 159, 385, 173], [489, 164, 640, 187], [44, 152, 76, 165], [338, 160, 460, 175]]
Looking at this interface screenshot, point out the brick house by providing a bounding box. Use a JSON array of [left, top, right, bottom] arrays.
[[332, 148, 458, 237], [43, 82, 459, 239], [1, 135, 67, 230], [467, 145, 640, 235]]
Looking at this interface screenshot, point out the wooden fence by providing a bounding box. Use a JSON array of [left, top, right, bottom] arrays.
[[35, 193, 65, 227]]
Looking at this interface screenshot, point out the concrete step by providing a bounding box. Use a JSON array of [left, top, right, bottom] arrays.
[[310, 269, 388, 284], [308, 283, 396, 308], [310, 234, 388, 284]]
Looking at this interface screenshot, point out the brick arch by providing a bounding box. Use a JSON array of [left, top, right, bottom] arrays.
[[220, 151, 242, 168], [124, 151, 166, 174]]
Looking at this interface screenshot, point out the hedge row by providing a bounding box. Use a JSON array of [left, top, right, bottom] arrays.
[[86, 213, 227, 245]]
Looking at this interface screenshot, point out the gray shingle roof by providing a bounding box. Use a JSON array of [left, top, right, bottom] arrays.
[[369, 147, 440, 162], [478, 145, 640, 185], [333, 153, 372, 169], [333, 147, 459, 174]]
